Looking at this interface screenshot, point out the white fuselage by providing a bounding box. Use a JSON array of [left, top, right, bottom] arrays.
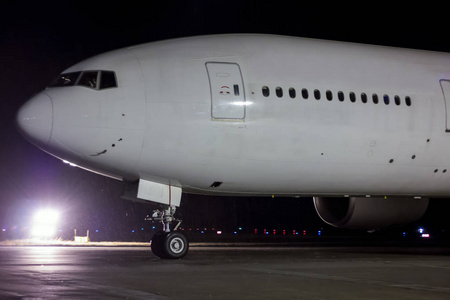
[[17, 35, 450, 197]]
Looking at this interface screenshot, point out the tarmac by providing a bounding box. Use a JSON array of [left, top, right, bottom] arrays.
[[1, 244, 449, 299]]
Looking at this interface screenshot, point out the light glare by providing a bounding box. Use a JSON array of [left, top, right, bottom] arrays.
[[32, 209, 59, 238], [232, 101, 253, 106], [62, 160, 77, 167]]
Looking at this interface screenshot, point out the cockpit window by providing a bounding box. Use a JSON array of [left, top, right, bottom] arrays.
[[78, 71, 99, 89], [49, 72, 81, 87], [100, 71, 117, 89], [48, 70, 118, 90]]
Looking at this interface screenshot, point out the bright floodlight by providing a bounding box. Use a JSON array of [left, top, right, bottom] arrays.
[[31, 209, 60, 238]]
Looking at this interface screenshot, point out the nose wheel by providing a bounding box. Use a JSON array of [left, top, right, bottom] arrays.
[[148, 206, 189, 259], [151, 231, 189, 259]]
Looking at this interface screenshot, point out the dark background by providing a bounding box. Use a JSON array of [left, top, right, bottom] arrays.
[[1, 1, 450, 242]]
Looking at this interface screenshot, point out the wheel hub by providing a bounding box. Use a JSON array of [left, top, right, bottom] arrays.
[[169, 237, 184, 253]]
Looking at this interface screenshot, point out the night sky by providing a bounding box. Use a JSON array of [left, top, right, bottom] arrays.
[[1, 1, 450, 241]]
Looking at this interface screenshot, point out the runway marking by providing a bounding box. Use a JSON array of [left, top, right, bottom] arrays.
[[245, 267, 450, 294]]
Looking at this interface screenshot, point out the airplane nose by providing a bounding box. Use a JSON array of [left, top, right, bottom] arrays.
[[16, 92, 53, 148]]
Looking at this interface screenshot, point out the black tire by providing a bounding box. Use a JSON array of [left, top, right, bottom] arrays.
[[151, 231, 166, 258], [162, 231, 189, 259]]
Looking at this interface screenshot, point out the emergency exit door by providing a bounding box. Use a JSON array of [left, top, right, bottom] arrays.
[[206, 62, 245, 120], [440, 80, 450, 132]]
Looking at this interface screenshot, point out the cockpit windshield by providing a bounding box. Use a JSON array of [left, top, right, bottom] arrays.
[[50, 72, 81, 87], [78, 71, 98, 89], [49, 71, 117, 90]]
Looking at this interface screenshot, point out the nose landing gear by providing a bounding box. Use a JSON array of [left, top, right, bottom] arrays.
[[147, 206, 189, 259]]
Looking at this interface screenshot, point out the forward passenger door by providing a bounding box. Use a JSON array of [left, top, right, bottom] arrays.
[[206, 62, 245, 120]]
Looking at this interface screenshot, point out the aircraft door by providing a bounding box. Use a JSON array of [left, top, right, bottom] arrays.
[[440, 80, 450, 132], [206, 62, 245, 120]]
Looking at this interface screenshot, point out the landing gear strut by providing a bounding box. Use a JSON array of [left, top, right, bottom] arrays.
[[147, 206, 189, 259]]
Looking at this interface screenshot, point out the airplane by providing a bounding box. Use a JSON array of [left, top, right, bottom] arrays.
[[16, 34, 450, 258]]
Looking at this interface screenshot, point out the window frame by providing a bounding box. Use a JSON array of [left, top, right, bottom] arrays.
[[99, 71, 118, 90], [77, 71, 100, 89], [49, 71, 82, 87], [361, 93, 367, 103], [326, 90, 333, 101], [314, 89, 321, 100], [302, 88, 309, 99], [405, 96, 412, 106], [49, 70, 118, 90], [289, 87, 296, 99], [276, 87, 283, 98], [372, 94, 379, 104]]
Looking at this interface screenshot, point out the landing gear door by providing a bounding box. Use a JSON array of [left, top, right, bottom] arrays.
[[206, 62, 245, 120]]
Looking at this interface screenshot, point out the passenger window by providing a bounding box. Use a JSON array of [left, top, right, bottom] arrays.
[[395, 95, 401, 105], [276, 87, 283, 98], [314, 89, 321, 100], [372, 94, 379, 104], [405, 96, 412, 106], [289, 88, 296, 99], [78, 71, 99, 89], [361, 93, 367, 103], [350, 92, 356, 102], [100, 71, 118, 89], [326, 90, 333, 101], [384, 94, 390, 105], [302, 88, 309, 99], [49, 72, 81, 87], [262, 86, 270, 97], [338, 91, 344, 102]]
